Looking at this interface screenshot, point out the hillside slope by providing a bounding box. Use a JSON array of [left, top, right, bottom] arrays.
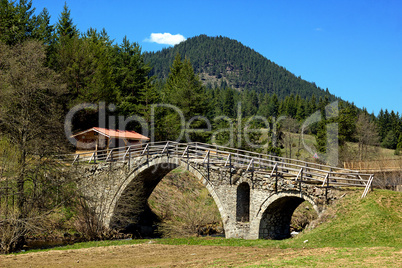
[[289, 189, 402, 248], [144, 35, 336, 101]]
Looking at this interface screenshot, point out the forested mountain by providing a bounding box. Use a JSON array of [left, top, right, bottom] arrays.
[[144, 35, 336, 101], [0, 0, 400, 156]]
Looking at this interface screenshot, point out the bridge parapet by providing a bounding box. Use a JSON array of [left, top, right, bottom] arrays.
[[59, 141, 374, 198]]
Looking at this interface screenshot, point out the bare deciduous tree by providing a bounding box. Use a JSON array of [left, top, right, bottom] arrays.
[[0, 40, 67, 252], [280, 117, 300, 159], [355, 113, 380, 161], [0, 40, 66, 211]]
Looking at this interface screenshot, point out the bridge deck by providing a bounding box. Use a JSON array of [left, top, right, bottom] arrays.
[[57, 141, 374, 198]]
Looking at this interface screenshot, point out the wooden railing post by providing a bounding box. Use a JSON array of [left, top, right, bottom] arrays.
[[251, 159, 255, 188], [247, 158, 255, 188], [106, 149, 114, 162], [72, 154, 79, 165], [147, 143, 149, 164], [229, 154, 232, 185], [275, 164, 278, 193], [128, 150, 131, 168], [299, 168, 303, 197], [268, 162, 278, 192], [327, 173, 330, 189], [162, 141, 170, 156], [208, 150, 210, 181], [123, 146, 130, 163], [182, 145, 190, 170], [246, 158, 254, 172], [88, 152, 96, 164], [361, 175, 374, 198], [187, 145, 189, 170], [201, 149, 211, 182], [326, 173, 330, 203]]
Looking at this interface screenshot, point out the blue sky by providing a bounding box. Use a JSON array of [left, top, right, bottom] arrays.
[[33, 0, 402, 116]]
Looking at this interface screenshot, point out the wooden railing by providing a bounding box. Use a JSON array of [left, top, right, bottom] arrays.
[[344, 158, 402, 172], [57, 141, 374, 198]]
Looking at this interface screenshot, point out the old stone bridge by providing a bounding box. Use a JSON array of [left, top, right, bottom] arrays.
[[63, 142, 374, 240]]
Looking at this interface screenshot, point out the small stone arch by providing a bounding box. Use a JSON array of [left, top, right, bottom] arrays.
[[256, 191, 319, 240], [236, 182, 250, 222], [104, 156, 227, 234]]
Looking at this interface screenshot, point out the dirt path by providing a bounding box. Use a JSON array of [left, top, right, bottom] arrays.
[[1, 243, 400, 267]]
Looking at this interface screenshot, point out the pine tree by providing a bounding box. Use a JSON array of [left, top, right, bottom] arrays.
[[0, 0, 38, 45], [55, 2, 78, 38], [315, 120, 327, 154], [337, 102, 358, 145], [164, 53, 206, 118], [269, 93, 279, 118], [395, 134, 402, 155], [81, 29, 118, 103], [33, 7, 54, 45], [48, 2, 78, 71], [257, 93, 270, 118], [285, 94, 297, 117], [295, 99, 306, 121], [161, 53, 207, 141], [242, 90, 258, 116], [220, 87, 235, 117], [115, 36, 152, 110], [308, 94, 317, 115], [381, 130, 398, 149], [50, 27, 119, 117], [377, 109, 391, 141]]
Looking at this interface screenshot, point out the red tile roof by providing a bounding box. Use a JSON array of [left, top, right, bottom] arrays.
[[72, 127, 150, 140]]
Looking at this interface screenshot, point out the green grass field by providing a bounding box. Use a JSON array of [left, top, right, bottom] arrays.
[[19, 189, 401, 252]]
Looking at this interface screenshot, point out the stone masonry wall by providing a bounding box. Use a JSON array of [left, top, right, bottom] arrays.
[[77, 155, 347, 240]]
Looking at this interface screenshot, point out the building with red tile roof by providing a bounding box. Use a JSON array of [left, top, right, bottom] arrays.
[[72, 127, 149, 154]]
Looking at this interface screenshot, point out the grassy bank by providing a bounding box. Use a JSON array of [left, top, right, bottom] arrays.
[[287, 189, 402, 248]]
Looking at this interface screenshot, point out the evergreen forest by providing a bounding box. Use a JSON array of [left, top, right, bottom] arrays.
[[1, 1, 401, 158]]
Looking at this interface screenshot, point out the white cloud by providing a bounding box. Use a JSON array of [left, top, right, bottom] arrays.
[[145, 33, 186, 45]]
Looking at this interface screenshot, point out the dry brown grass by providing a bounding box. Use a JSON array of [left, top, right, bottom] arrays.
[[148, 168, 222, 238], [1, 244, 400, 267]]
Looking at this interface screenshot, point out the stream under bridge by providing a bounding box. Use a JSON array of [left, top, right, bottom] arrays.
[[60, 141, 374, 239]]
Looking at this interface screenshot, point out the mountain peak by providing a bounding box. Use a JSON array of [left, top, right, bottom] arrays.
[[144, 35, 335, 101]]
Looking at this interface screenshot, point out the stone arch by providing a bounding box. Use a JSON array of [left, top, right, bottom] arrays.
[[256, 191, 319, 240], [236, 182, 250, 222], [104, 155, 226, 233]]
